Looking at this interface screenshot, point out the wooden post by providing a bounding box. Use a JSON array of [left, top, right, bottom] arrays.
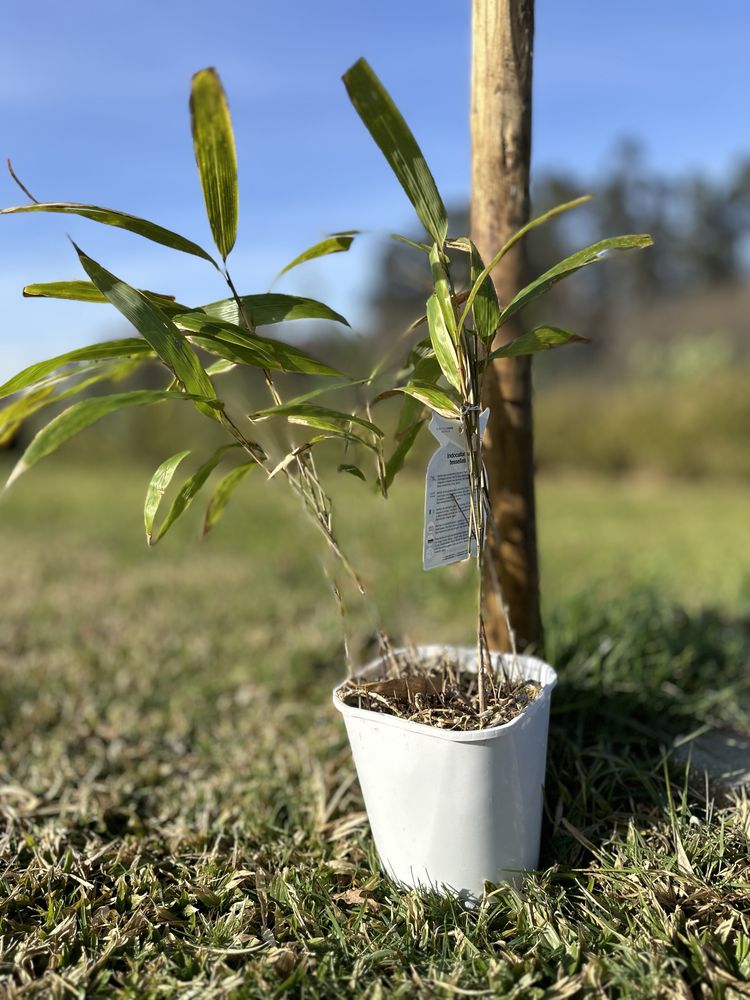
[[470, 0, 543, 652]]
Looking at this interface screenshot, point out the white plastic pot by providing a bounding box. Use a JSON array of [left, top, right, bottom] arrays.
[[333, 645, 557, 901]]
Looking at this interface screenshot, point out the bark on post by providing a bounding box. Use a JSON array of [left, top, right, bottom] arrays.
[[470, 0, 543, 651]]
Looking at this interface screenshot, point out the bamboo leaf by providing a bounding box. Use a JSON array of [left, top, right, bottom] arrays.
[[407, 289, 469, 335], [0, 386, 54, 446], [426, 294, 461, 391], [390, 233, 431, 253], [0, 359, 143, 443], [203, 461, 256, 535], [395, 392, 423, 436], [189, 335, 275, 371], [383, 417, 426, 490], [23, 281, 187, 313], [0, 203, 217, 265], [0, 339, 154, 400], [205, 358, 236, 376], [144, 451, 191, 544], [499, 234, 653, 325], [250, 402, 383, 437], [6, 390, 217, 487], [190, 68, 238, 261], [469, 243, 500, 342], [193, 293, 349, 328], [343, 58, 447, 246], [409, 350, 442, 386], [75, 246, 217, 416], [338, 463, 366, 481], [492, 194, 593, 267], [486, 325, 589, 362], [375, 380, 460, 419], [458, 194, 594, 336], [151, 444, 239, 543], [275, 233, 356, 281], [429, 244, 458, 342], [385, 348, 441, 441], [176, 313, 345, 377]]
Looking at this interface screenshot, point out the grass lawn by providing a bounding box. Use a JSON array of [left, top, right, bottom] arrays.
[[0, 460, 748, 997]]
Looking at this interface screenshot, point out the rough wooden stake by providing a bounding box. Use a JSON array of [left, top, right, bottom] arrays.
[[470, 0, 543, 652]]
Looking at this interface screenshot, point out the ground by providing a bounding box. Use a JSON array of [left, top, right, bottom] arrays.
[[0, 460, 748, 998]]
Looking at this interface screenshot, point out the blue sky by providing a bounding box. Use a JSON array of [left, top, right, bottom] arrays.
[[2, 1, 748, 379]]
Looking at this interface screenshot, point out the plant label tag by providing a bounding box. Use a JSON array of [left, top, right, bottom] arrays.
[[423, 409, 489, 571]]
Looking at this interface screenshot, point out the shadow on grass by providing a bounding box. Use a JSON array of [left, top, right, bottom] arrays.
[[540, 590, 750, 866]]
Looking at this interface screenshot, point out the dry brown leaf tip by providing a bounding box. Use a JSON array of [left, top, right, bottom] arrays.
[[333, 887, 380, 912]]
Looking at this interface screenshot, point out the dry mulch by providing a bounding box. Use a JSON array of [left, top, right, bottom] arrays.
[[337, 650, 540, 730]]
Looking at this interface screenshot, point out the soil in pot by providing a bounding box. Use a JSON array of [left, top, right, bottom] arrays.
[[337, 648, 540, 731]]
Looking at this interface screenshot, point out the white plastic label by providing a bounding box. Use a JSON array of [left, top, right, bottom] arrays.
[[423, 409, 489, 571]]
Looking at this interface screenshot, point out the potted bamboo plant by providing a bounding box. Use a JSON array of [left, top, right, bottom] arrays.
[[0, 63, 650, 902], [331, 59, 652, 899]]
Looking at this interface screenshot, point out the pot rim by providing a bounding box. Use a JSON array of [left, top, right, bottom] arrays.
[[332, 644, 558, 744]]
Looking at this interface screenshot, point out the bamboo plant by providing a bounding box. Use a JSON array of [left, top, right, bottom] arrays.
[[0, 69, 380, 617], [342, 58, 652, 713], [1, 63, 652, 723]]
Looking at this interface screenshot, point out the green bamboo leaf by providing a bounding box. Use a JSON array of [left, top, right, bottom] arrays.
[[343, 58, 447, 246], [189, 335, 276, 371], [174, 313, 275, 361], [406, 289, 469, 336], [144, 451, 191, 544], [205, 358, 236, 376], [6, 390, 217, 487], [390, 233, 431, 253], [75, 246, 217, 416], [0, 386, 54, 446], [275, 233, 356, 281], [152, 444, 239, 544], [203, 461, 256, 536], [486, 325, 589, 362], [492, 194, 593, 267], [426, 294, 461, 391], [0, 203, 217, 265], [469, 243, 500, 343], [395, 392, 423, 436], [386, 350, 441, 444], [429, 244, 458, 342], [409, 350, 442, 386], [23, 281, 187, 313], [375, 380, 460, 419], [0, 359, 143, 443], [174, 311, 345, 377], [0, 339, 153, 400], [457, 194, 594, 337], [250, 402, 383, 437], [190, 68, 238, 261], [193, 293, 349, 328], [383, 417, 426, 491], [498, 234, 653, 325], [338, 463, 366, 481]]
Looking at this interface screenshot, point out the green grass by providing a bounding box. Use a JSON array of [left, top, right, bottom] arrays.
[[0, 461, 748, 997]]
